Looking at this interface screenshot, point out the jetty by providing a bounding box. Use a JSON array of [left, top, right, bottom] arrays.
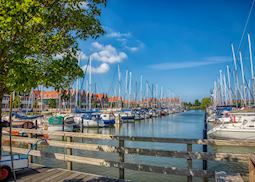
[[11, 163, 127, 182], [2, 127, 255, 182]]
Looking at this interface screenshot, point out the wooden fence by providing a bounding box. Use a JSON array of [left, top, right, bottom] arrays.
[[2, 128, 255, 182], [250, 154, 255, 182]]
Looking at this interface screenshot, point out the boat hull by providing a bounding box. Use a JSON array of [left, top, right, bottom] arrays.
[[208, 128, 255, 139]]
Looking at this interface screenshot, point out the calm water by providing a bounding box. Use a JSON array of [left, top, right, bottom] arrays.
[[34, 110, 251, 182]]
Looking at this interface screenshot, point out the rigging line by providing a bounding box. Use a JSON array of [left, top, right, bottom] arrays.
[[237, 0, 255, 51]]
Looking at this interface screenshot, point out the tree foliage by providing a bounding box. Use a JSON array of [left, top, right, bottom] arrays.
[[0, 0, 106, 120], [0, 0, 105, 95], [13, 96, 21, 108], [200, 97, 212, 110], [48, 99, 57, 108]]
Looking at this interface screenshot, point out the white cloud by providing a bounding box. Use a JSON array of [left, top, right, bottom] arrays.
[[149, 56, 232, 70], [90, 42, 127, 64], [107, 32, 131, 38], [125, 40, 145, 52], [77, 51, 88, 60], [82, 63, 110, 74]]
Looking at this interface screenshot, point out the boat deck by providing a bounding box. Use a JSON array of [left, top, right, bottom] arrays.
[[9, 164, 128, 182]]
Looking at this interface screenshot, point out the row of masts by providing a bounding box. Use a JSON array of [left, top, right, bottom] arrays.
[[72, 55, 179, 109], [212, 33, 255, 107]]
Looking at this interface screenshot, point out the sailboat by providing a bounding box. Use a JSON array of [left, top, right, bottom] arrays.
[[208, 34, 255, 139]]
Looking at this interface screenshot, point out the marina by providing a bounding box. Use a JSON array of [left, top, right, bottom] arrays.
[[1, 0, 255, 182], [1, 111, 255, 182]]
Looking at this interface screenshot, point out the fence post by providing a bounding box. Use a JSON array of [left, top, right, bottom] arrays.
[[28, 133, 33, 163], [118, 138, 125, 179], [187, 144, 192, 182], [203, 112, 208, 170], [81, 118, 84, 133], [249, 154, 255, 182], [66, 136, 73, 170]]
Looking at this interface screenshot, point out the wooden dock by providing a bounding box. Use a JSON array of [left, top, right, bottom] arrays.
[[10, 163, 128, 182], [3, 128, 255, 182]]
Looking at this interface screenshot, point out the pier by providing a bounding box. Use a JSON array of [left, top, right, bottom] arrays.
[[11, 163, 127, 182], [3, 127, 255, 182]]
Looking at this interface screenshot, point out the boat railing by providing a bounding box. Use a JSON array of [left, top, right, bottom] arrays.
[[3, 128, 255, 182]]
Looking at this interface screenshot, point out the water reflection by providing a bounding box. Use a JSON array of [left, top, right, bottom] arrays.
[[34, 110, 252, 182]]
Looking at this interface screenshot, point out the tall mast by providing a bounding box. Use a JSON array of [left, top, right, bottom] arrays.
[[40, 85, 43, 111], [219, 70, 224, 105], [146, 81, 149, 107], [226, 65, 232, 105], [128, 72, 132, 108], [140, 75, 143, 102], [231, 44, 239, 105], [223, 74, 227, 105], [155, 83, 158, 107], [86, 80, 88, 110], [239, 51, 246, 106], [75, 54, 81, 108], [117, 64, 121, 108], [89, 56, 92, 110], [249, 80, 251, 106], [248, 33, 255, 104], [125, 69, 128, 108]]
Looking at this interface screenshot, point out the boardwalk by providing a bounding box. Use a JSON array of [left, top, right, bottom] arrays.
[[10, 164, 128, 182]]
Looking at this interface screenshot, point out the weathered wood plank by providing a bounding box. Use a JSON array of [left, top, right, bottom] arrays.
[[3, 140, 249, 163], [39, 170, 67, 182], [3, 146, 214, 178], [215, 171, 244, 182], [4, 128, 255, 146], [249, 154, 255, 182], [18, 169, 58, 182], [46, 170, 73, 182]]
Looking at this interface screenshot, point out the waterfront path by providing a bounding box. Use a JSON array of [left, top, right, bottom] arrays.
[[10, 164, 128, 182]]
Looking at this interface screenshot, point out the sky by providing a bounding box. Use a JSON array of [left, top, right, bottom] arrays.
[[77, 0, 255, 102]]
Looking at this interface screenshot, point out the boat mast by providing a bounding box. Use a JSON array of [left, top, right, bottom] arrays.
[[226, 65, 232, 105], [89, 56, 92, 110], [248, 33, 255, 105], [117, 64, 121, 108], [128, 71, 132, 108], [239, 51, 246, 106], [231, 44, 239, 107], [40, 85, 43, 111], [140, 75, 143, 106], [125, 69, 128, 108], [219, 70, 224, 105], [155, 83, 158, 108], [223, 74, 227, 106], [146, 81, 149, 107], [248, 80, 252, 106], [75, 54, 81, 108]]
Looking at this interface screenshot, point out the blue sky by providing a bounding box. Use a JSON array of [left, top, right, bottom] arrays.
[[77, 0, 255, 102]]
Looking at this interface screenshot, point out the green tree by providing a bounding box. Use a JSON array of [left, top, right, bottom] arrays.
[[194, 99, 201, 106], [0, 0, 105, 119], [48, 99, 57, 108], [13, 96, 21, 108], [200, 97, 212, 110]]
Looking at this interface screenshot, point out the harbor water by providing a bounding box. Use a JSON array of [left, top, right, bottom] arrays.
[[34, 110, 251, 182]]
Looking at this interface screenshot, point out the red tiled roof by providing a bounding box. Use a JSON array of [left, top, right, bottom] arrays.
[[108, 96, 122, 103]]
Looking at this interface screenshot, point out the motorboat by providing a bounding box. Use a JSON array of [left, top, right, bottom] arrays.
[[47, 115, 78, 132], [207, 112, 255, 139], [81, 112, 104, 128], [101, 112, 115, 125]]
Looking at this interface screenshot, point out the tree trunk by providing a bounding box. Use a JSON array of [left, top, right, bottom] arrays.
[[0, 83, 4, 159], [0, 60, 7, 159]]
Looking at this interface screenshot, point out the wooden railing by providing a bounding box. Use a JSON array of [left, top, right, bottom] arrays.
[[250, 154, 255, 182], [2, 128, 255, 182]]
